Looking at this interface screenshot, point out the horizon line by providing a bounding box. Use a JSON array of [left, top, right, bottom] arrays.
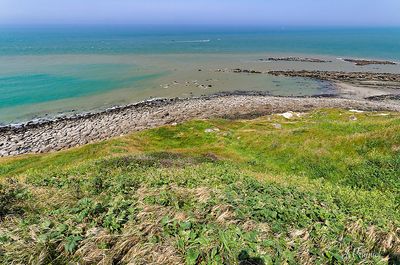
[[1, 23, 400, 28]]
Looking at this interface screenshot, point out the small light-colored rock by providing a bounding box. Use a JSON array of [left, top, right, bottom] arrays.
[[272, 123, 282, 129], [279, 112, 294, 119], [205, 128, 220, 133]]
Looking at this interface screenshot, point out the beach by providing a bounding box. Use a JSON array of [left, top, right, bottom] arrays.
[[1, 53, 400, 157], [2, 53, 400, 123], [1, 92, 400, 157], [1, 57, 400, 157], [1, 28, 400, 157]]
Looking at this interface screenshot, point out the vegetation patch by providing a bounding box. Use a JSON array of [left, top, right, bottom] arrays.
[[0, 109, 399, 264]]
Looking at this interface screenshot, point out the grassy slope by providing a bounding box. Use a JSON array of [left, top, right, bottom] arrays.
[[0, 109, 399, 264]]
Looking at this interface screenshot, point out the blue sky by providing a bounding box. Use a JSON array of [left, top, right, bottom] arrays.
[[1, 0, 399, 26]]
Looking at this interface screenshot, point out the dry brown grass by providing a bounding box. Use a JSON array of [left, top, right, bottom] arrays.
[[211, 204, 237, 226], [71, 184, 216, 264], [282, 220, 400, 265], [75, 202, 183, 265], [75, 228, 183, 264]]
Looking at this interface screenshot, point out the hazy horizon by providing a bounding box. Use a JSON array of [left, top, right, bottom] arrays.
[[1, 0, 400, 27]]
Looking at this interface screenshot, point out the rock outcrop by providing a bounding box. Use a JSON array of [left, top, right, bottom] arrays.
[[343, 59, 397, 66], [261, 57, 331, 63]]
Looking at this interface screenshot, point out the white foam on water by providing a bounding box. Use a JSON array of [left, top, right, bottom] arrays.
[[173, 39, 211, 43]]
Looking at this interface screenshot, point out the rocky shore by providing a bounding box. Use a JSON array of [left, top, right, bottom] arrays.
[[268, 70, 400, 83], [366, 94, 400, 101], [260, 57, 397, 66], [228, 69, 400, 90], [227, 69, 400, 99], [1, 93, 400, 157], [267, 70, 400, 94], [261, 57, 331, 63], [227, 69, 400, 91], [342, 58, 397, 66], [228, 69, 400, 83]]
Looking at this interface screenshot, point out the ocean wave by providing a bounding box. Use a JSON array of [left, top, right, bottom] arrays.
[[171, 39, 211, 43]]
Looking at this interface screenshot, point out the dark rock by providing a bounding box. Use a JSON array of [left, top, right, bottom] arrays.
[[343, 58, 397, 66], [261, 57, 331, 63]]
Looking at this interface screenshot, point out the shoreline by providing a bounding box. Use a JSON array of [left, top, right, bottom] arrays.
[[229, 69, 400, 99], [1, 92, 400, 157], [0, 91, 275, 131], [3, 52, 400, 124], [3, 51, 400, 123], [333, 82, 392, 99]]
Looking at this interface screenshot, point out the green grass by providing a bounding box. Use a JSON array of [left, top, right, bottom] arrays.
[[0, 109, 399, 264]]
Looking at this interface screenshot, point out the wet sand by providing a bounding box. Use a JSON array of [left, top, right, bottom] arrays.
[[334, 82, 391, 99]]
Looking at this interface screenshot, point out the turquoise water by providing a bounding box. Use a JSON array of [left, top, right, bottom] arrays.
[[1, 26, 400, 123], [0, 70, 162, 108]]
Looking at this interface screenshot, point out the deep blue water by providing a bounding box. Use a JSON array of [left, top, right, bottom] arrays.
[[1, 26, 400, 59]]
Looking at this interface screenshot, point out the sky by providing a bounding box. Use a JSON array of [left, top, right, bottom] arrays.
[[1, 0, 399, 26]]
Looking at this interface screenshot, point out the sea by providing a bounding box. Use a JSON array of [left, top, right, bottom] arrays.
[[1, 26, 400, 124]]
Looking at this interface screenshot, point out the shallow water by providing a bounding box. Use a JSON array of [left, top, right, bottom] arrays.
[[1, 26, 400, 124]]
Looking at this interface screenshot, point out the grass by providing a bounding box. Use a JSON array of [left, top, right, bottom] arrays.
[[0, 109, 399, 264]]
